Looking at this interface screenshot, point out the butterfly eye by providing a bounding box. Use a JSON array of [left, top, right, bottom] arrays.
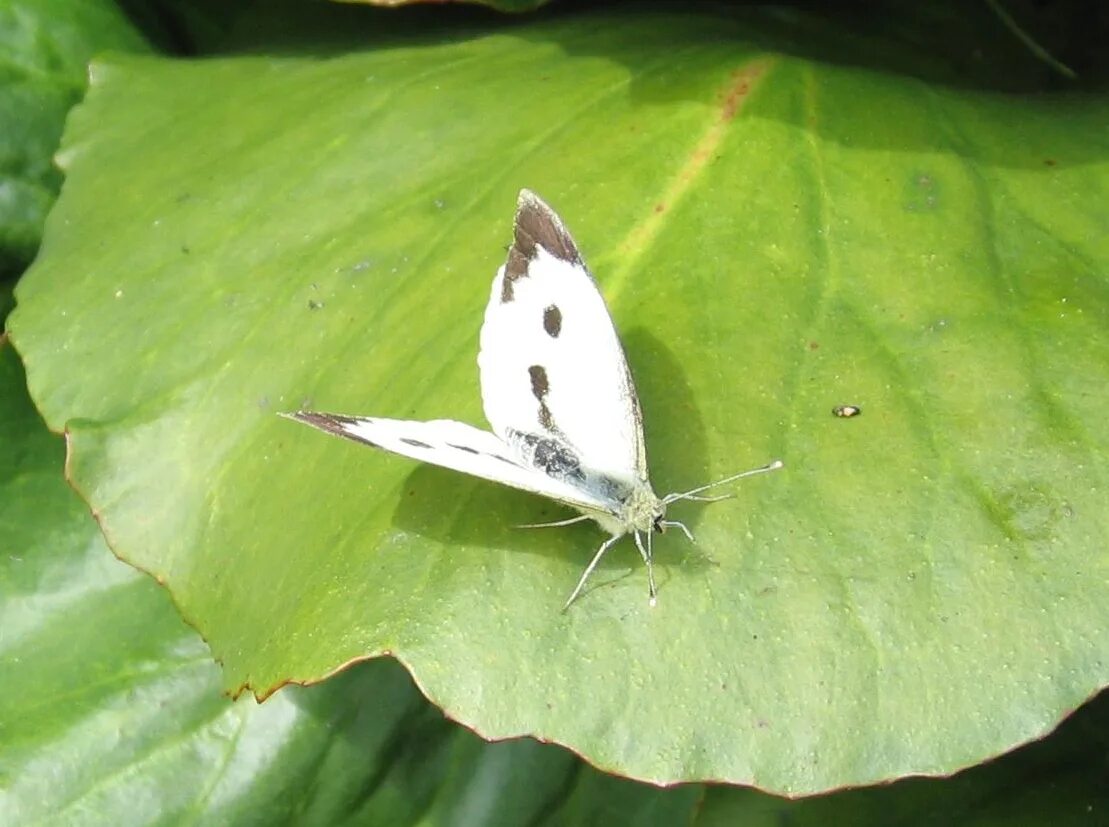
[[653, 515, 666, 534]]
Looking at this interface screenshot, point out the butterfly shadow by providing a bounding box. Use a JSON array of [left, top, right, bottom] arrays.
[[622, 326, 724, 573], [389, 328, 724, 587]]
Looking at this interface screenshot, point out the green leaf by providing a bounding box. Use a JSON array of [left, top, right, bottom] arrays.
[[698, 690, 1109, 825], [0, 341, 347, 822], [0, 0, 149, 277], [8, 6, 1108, 794], [0, 341, 699, 825], [3, 324, 1104, 819]]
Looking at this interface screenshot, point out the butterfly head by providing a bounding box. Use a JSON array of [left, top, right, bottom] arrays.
[[615, 483, 665, 536]]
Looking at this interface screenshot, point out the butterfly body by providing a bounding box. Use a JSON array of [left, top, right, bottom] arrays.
[[284, 190, 780, 607]]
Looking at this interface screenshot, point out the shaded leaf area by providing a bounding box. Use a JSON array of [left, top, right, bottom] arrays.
[[0, 0, 149, 278], [218, 0, 1100, 93], [1, 279, 13, 326], [699, 689, 1109, 824], [0, 342, 698, 826], [113, 0, 252, 55], [8, 5, 1109, 793], [335, 0, 548, 13], [824, 0, 1104, 88]]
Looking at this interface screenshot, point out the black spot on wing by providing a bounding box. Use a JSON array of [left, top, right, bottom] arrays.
[[448, 443, 479, 454], [287, 411, 380, 448], [512, 430, 584, 482], [501, 247, 529, 302], [529, 365, 549, 400], [543, 305, 562, 337], [533, 439, 580, 479], [401, 438, 432, 449], [500, 190, 582, 304], [528, 365, 554, 430]]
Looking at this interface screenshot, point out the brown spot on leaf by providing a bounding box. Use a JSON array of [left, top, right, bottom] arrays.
[[721, 63, 765, 121]]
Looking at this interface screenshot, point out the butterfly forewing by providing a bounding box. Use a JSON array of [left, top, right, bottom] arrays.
[[478, 190, 648, 488], [284, 412, 616, 513]]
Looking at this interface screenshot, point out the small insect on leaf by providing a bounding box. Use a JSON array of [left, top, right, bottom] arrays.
[[833, 404, 862, 418]]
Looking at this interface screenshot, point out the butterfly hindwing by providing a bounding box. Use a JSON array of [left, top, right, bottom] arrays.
[[478, 190, 648, 488], [284, 412, 614, 513]]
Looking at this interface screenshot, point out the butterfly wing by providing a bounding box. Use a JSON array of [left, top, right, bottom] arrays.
[[283, 412, 616, 513], [478, 190, 648, 489]]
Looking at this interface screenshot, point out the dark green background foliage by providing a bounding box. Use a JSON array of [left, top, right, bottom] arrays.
[[0, 0, 149, 278], [1, 0, 1106, 822]]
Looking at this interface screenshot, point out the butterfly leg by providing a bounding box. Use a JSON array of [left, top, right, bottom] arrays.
[[517, 514, 592, 529], [633, 531, 658, 607], [660, 520, 695, 543], [563, 534, 623, 610]]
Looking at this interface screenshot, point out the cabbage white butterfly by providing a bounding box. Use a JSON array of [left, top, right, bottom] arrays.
[[284, 190, 781, 608]]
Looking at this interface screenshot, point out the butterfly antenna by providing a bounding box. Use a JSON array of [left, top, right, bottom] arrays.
[[663, 459, 783, 504], [563, 535, 622, 611]]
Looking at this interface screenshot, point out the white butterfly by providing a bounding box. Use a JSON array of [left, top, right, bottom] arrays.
[[284, 190, 782, 608]]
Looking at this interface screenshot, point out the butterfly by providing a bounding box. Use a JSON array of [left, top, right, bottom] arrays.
[[283, 189, 782, 608]]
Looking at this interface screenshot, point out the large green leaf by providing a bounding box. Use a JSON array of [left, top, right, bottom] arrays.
[[1, 340, 375, 822], [0, 0, 148, 277], [2, 335, 1103, 824], [698, 689, 1109, 825], [8, 5, 1108, 794], [0, 340, 699, 825], [2, 336, 1104, 823]]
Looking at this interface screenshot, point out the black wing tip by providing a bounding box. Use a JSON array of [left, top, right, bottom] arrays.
[[516, 188, 546, 211], [281, 410, 360, 434], [515, 189, 559, 228], [511, 188, 580, 265], [280, 409, 327, 423], [282, 410, 382, 449]]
